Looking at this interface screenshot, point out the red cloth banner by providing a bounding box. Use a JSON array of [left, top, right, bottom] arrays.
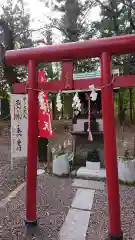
[[38, 70, 55, 138]]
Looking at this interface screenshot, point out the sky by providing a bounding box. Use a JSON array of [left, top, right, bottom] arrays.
[[28, 0, 101, 42], [2, 0, 101, 43], [28, 0, 101, 22]]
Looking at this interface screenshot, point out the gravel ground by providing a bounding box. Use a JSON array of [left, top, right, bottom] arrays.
[[0, 121, 73, 202], [0, 134, 27, 201], [0, 174, 76, 240], [0, 133, 48, 201], [87, 184, 135, 240]]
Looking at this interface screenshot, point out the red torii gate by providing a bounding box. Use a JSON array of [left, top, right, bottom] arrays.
[[5, 34, 135, 240]]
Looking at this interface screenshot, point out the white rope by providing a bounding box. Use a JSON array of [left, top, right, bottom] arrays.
[[88, 95, 93, 141]]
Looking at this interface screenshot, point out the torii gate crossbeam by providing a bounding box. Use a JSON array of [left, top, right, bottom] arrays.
[[5, 34, 135, 240]]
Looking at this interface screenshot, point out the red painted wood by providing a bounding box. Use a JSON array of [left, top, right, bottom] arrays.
[[12, 74, 135, 93], [114, 74, 135, 88], [26, 60, 38, 222], [5, 34, 135, 65], [13, 82, 27, 93], [39, 80, 62, 92], [61, 61, 74, 90], [101, 53, 121, 237], [74, 78, 101, 90]]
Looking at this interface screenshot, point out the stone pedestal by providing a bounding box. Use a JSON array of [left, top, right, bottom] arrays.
[[73, 133, 105, 168]]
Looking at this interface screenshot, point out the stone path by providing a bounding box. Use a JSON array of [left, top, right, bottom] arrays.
[[59, 179, 105, 240], [71, 188, 95, 211], [77, 167, 106, 180], [59, 209, 90, 240], [72, 179, 105, 190]]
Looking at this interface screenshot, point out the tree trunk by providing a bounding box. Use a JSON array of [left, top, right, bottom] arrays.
[[118, 90, 121, 124], [38, 137, 48, 162], [52, 98, 56, 120], [129, 88, 133, 123], [118, 90, 125, 126]]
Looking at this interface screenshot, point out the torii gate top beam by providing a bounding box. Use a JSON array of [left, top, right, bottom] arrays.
[[5, 34, 135, 66]]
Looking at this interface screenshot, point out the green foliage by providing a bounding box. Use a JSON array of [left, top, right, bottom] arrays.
[[54, 0, 98, 71], [119, 179, 135, 186], [92, 0, 135, 74], [0, 0, 33, 86], [0, 0, 32, 49], [123, 149, 133, 161], [38, 62, 61, 81], [91, 0, 135, 123], [75, 58, 99, 73], [0, 87, 10, 101], [40, 0, 98, 72], [48, 0, 82, 42]]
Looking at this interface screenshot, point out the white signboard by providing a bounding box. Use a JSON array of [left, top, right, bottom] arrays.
[[11, 94, 28, 163], [73, 68, 119, 80]]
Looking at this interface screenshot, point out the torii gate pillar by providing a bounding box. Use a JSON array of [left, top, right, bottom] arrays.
[[101, 53, 122, 239], [25, 60, 39, 226]]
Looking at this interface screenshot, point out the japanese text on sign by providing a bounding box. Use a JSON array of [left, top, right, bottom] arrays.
[[11, 94, 28, 159]]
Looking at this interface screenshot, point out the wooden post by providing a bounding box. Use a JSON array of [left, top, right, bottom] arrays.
[[25, 60, 38, 226], [101, 52, 123, 240]]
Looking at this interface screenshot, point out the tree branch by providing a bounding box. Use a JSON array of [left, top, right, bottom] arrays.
[[95, 0, 113, 12], [128, 6, 135, 31], [121, 0, 135, 10]]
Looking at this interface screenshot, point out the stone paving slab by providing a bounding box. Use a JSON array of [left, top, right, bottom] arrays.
[[59, 208, 90, 240], [72, 179, 105, 190], [77, 167, 106, 180], [71, 188, 95, 211]]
